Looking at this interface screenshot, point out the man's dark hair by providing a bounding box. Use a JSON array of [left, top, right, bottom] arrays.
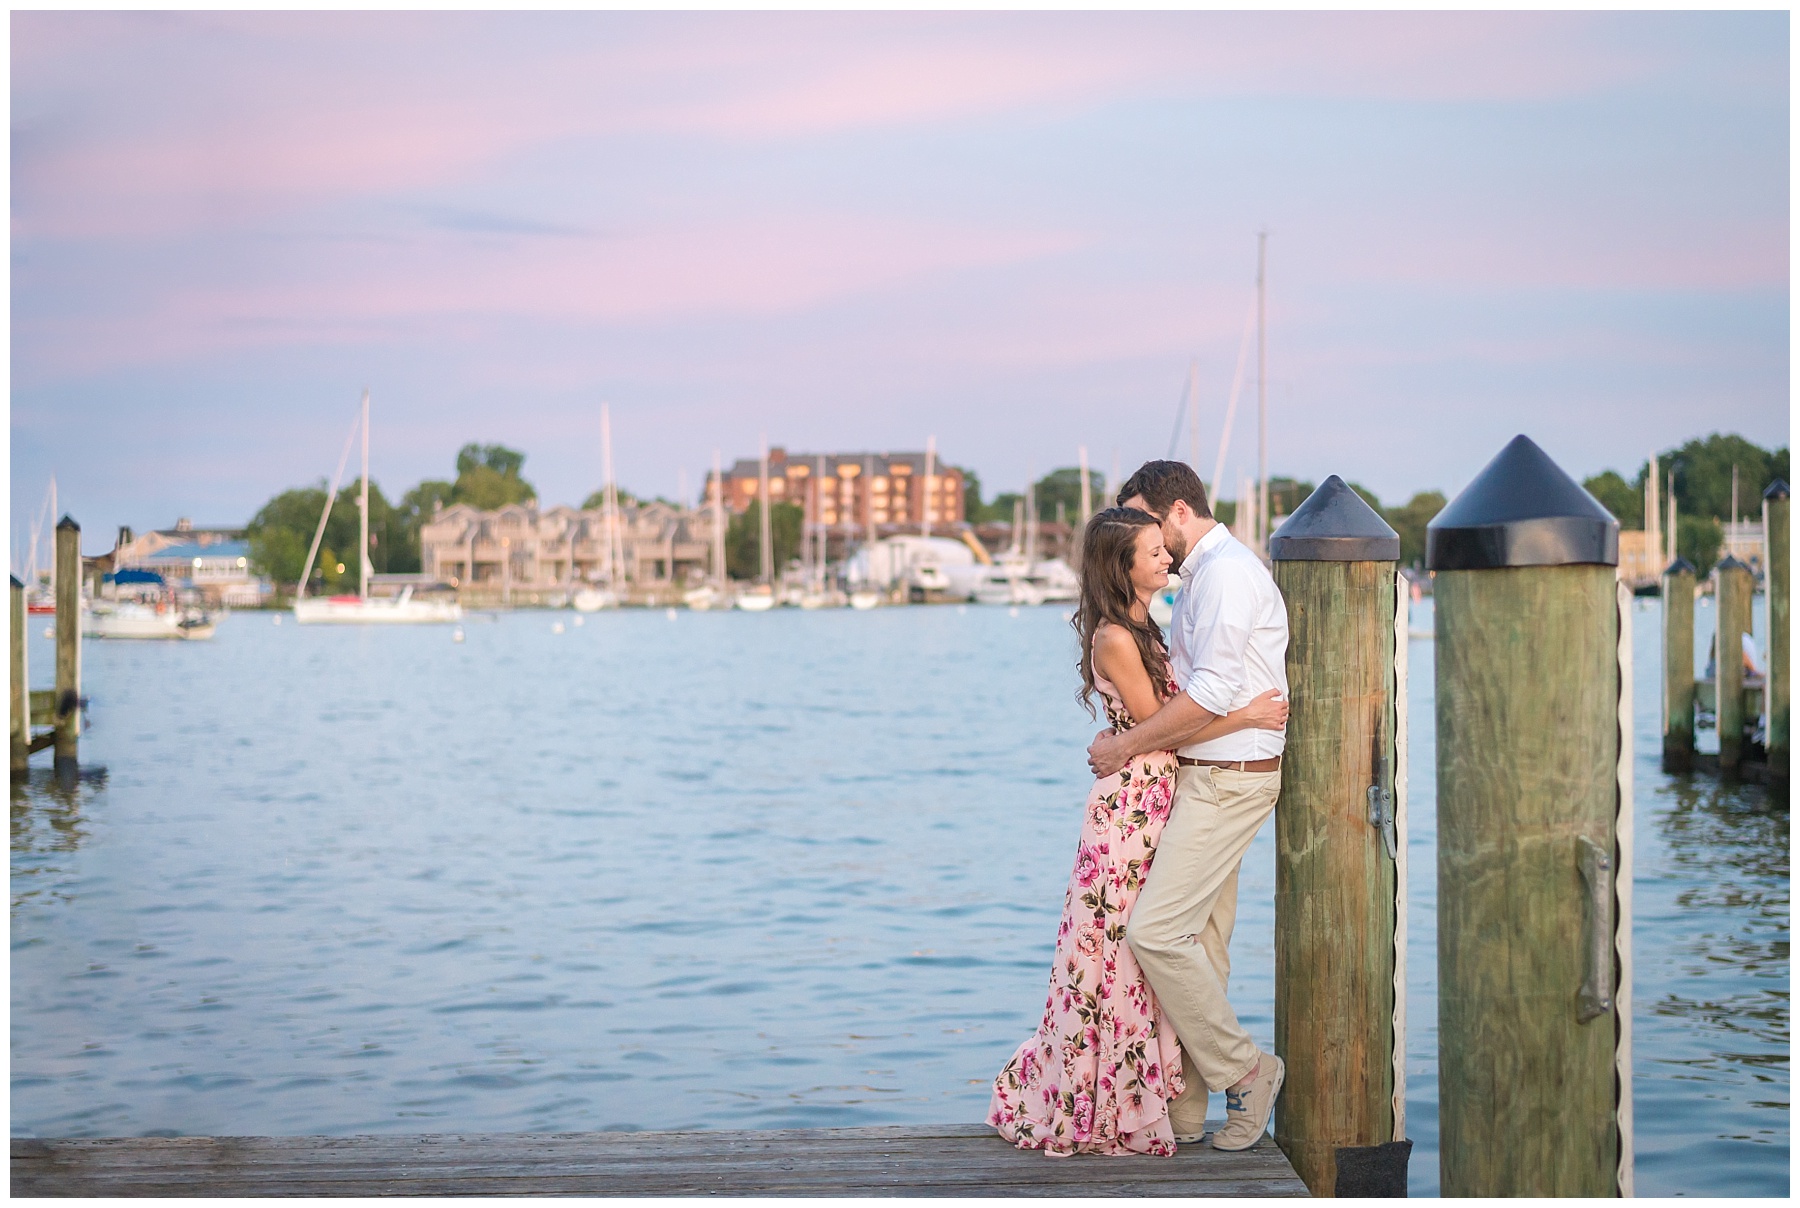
[[1116, 460, 1211, 520]]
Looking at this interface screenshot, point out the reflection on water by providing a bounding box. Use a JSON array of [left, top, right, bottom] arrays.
[[1633, 771, 1788, 1197], [11, 767, 104, 912]]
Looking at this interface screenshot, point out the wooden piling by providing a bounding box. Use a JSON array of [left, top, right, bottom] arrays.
[[1661, 558, 1697, 772], [1268, 475, 1407, 1197], [1765, 481, 1789, 785], [53, 516, 81, 768], [1426, 435, 1623, 1197], [1714, 554, 1753, 773], [10, 576, 27, 778]]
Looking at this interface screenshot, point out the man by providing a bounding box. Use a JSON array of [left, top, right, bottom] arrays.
[[1087, 459, 1289, 1152]]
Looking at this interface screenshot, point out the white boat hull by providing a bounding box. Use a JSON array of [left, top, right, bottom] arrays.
[[571, 588, 618, 612], [293, 597, 462, 625], [735, 593, 776, 612], [848, 591, 882, 610], [84, 607, 216, 640]]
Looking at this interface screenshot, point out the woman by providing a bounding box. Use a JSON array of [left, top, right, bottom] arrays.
[[988, 506, 1288, 1156]]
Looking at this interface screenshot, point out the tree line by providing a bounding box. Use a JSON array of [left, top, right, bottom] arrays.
[[247, 443, 540, 589], [249, 432, 1785, 589], [1579, 432, 1786, 572]]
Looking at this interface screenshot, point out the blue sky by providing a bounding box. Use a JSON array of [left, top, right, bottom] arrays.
[[11, 11, 1789, 552]]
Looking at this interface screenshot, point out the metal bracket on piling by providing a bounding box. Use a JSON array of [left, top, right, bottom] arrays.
[[1368, 748, 1396, 859], [1576, 835, 1614, 1024]]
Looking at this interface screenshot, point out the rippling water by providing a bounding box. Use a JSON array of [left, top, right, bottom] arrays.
[[12, 598, 1787, 1195]]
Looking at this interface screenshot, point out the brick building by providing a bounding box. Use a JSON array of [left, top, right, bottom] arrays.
[[710, 448, 965, 531]]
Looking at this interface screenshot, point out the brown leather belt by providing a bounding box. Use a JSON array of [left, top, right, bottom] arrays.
[[1178, 756, 1281, 772]]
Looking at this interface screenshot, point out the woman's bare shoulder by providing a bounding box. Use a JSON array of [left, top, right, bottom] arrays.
[[1091, 622, 1142, 663]]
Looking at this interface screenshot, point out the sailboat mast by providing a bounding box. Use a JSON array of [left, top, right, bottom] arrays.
[[815, 454, 826, 590], [1187, 360, 1199, 474], [1256, 230, 1268, 557], [46, 478, 58, 593], [1668, 473, 1677, 565], [758, 434, 772, 585], [864, 454, 875, 563], [922, 435, 936, 540], [712, 450, 727, 589], [1079, 445, 1091, 526], [359, 390, 371, 600], [600, 405, 617, 585]]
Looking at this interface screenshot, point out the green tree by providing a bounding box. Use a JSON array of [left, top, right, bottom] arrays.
[[579, 486, 640, 511], [1677, 514, 1723, 572], [386, 479, 455, 575], [988, 491, 1024, 524], [1265, 477, 1317, 520], [246, 478, 396, 588], [1582, 470, 1642, 529], [725, 500, 803, 580], [452, 443, 536, 509], [1346, 482, 1383, 514], [1033, 467, 1107, 521], [1649, 433, 1788, 524], [1384, 491, 1448, 569]]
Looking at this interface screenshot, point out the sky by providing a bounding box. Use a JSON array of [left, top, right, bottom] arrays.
[[11, 11, 1790, 554]]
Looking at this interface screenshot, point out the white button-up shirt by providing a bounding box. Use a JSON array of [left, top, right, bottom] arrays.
[[1169, 522, 1290, 760]]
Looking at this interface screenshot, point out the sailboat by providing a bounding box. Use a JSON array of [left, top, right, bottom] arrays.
[[293, 391, 462, 625], [573, 406, 625, 611], [736, 434, 777, 611]]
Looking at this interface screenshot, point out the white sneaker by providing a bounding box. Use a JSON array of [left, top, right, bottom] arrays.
[[1209, 1053, 1284, 1151]]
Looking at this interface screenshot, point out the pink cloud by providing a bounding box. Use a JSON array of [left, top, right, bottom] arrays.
[[15, 212, 1088, 375], [12, 12, 1688, 242]]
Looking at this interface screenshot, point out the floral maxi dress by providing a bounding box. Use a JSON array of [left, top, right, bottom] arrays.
[[987, 665, 1184, 1156]]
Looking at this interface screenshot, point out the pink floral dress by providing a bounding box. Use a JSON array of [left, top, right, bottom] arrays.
[[987, 652, 1184, 1156]]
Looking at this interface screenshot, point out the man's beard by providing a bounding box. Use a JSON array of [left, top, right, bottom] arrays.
[[1163, 525, 1188, 567]]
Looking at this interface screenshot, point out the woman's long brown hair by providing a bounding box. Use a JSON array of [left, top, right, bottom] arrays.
[[1071, 506, 1172, 719]]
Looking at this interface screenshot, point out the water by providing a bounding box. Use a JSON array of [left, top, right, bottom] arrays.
[[12, 599, 1787, 1194]]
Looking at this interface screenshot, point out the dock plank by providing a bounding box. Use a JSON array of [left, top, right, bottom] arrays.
[[13, 1124, 1309, 1197]]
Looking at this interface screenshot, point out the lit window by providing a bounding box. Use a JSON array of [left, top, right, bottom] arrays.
[[873, 478, 888, 493]]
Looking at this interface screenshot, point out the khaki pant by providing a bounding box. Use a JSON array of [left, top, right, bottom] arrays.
[[1128, 765, 1280, 1107]]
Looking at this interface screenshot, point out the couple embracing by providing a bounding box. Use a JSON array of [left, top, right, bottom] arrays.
[[988, 459, 1291, 1157]]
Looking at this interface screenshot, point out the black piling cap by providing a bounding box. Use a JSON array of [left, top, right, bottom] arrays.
[[1269, 475, 1400, 562], [1426, 435, 1618, 570], [56, 514, 79, 532], [9, 575, 21, 589], [1663, 556, 1696, 577], [1765, 478, 1790, 501], [1716, 553, 1752, 575]]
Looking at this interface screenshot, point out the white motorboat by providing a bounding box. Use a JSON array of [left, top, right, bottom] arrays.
[[736, 587, 776, 612], [683, 585, 724, 611], [848, 589, 882, 610], [571, 587, 618, 612], [293, 392, 462, 625], [84, 600, 216, 640]]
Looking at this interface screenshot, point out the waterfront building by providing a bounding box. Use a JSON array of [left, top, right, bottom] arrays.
[[111, 519, 269, 607], [419, 500, 720, 595], [710, 448, 966, 531]]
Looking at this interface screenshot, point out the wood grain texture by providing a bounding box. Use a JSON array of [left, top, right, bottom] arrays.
[[53, 521, 80, 764], [1766, 495, 1788, 779], [1661, 566, 1695, 771], [1716, 560, 1753, 771], [1434, 565, 1619, 1197], [10, 577, 26, 776], [1270, 559, 1397, 1197], [12, 1125, 1310, 1197]]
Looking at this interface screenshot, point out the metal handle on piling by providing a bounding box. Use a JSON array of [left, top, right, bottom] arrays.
[[1576, 835, 1613, 1023]]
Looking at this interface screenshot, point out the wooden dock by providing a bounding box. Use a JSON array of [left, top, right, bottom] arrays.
[[13, 1123, 1309, 1197]]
